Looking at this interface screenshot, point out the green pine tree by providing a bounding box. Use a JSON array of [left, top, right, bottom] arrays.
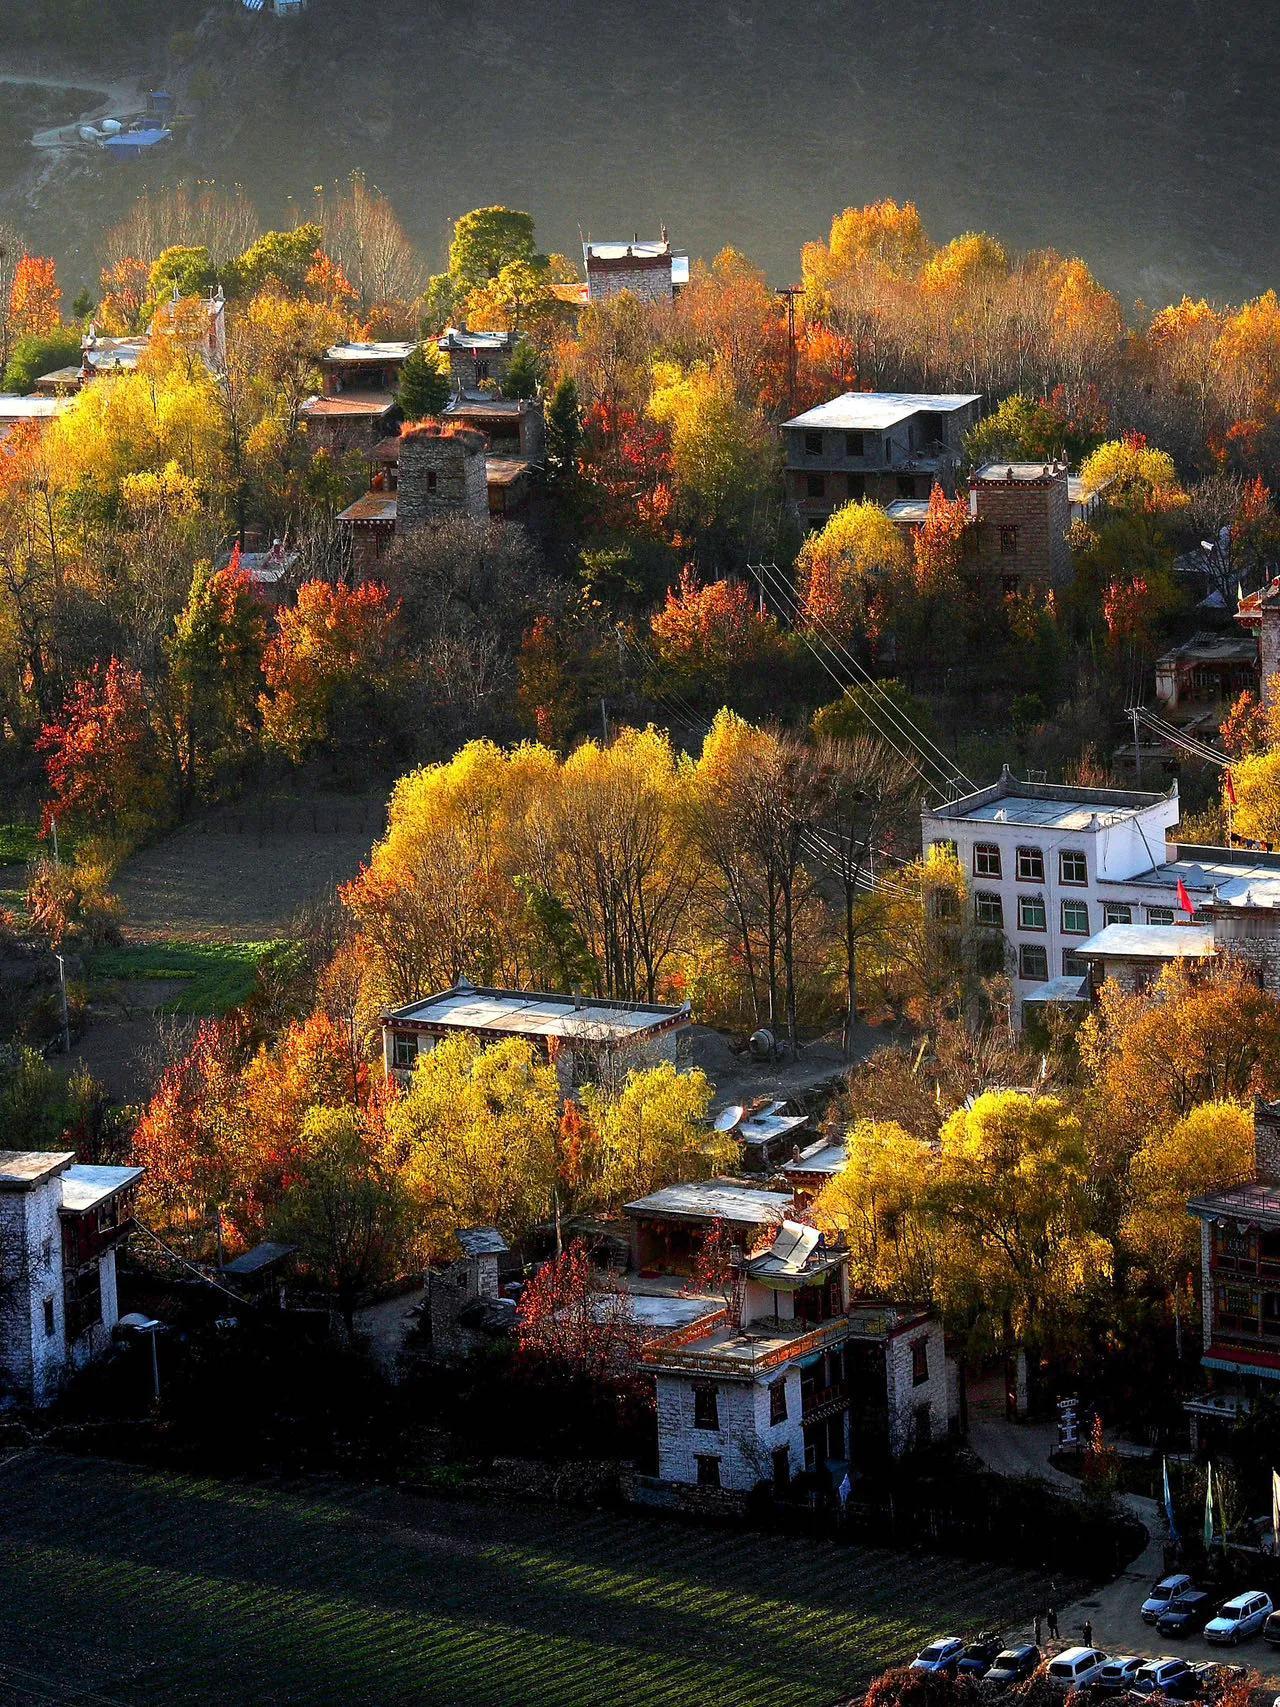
[[545, 375, 581, 480], [505, 340, 541, 400], [396, 342, 451, 420]]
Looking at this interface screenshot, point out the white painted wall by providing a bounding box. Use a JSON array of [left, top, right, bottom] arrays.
[[885, 1321, 949, 1454], [655, 1368, 805, 1492], [0, 1178, 67, 1406]]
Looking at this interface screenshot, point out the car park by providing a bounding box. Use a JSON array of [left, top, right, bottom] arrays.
[[985, 1645, 1041, 1688], [1129, 1658, 1197, 1699], [957, 1638, 1004, 1677], [1191, 1663, 1246, 1701], [1155, 1591, 1215, 1638], [1142, 1577, 1195, 1624], [1048, 1648, 1110, 1690], [1204, 1592, 1272, 1644], [910, 1638, 966, 1674], [1087, 1657, 1144, 1696]]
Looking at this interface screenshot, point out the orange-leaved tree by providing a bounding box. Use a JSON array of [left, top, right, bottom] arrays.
[[37, 658, 168, 842], [9, 255, 61, 340], [260, 579, 404, 764]]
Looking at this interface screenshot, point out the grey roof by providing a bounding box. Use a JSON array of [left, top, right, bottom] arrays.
[[0, 394, 68, 420], [974, 461, 1068, 483], [745, 1221, 843, 1286], [324, 341, 416, 362], [384, 982, 688, 1045], [1077, 923, 1215, 961], [886, 498, 931, 521], [220, 1241, 296, 1276], [456, 1227, 509, 1258], [60, 1163, 143, 1213], [736, 1100, 809, 1147], [927, 769, 1171, 829], [784, 1139, 846, 1178], [1021, 975, 1090, 1004], [1106, 845, 1280, 911], [624, 1179, 790, 1226], [784, 392, 981, 432], [438, 327, 516, 352], [0, 1151, 73, 1190], [1189, 1181, 1280, 1229]]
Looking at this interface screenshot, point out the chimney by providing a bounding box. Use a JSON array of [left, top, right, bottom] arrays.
[[1255, 1098, 1280, 1186]]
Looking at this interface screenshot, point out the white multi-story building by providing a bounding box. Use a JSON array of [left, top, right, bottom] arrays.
[[0, 1150, 142, 1407]]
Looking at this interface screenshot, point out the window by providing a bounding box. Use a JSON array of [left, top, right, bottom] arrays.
[[426, 470, 438, 493], [1063, 950, 1088, 978], [973, 842, 1002, 878], [846, 473, 865, 500], [1019, 943, 1049, 981], [804, 430, 823, 456], [392, 1033, 417, 1071], [1018, 894, 1047, 931], [844, 430, 864, 458], [474, 359, 490, 382], [693, 1383, 720, 1431], [930, 889, 960, 922], [975, 892, 1004, 928], [1016, 847, 1044, 882], [999, 524, 1019, 555], [1103, 902, 1132, 927], [806, 473, 825, 499], [911, 1337, 929, 1386], [43, 1297, 55, 1338], [769, 1377, 788, 1425], [1146, 905, 1175, 926], [96, 1196, 119, 1234], [64, 1261, 102, 1341], [695, 1454, 721, 1489], [1061, 899, 1090, 935], [931, 838, 957, 861], [1059, 849, 1088, 886]]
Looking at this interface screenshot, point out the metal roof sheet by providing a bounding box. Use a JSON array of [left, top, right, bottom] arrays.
[[60, 1163, 143, 1212], [324, 342, 416, 362], [386, 983, 687, 1042], [624, 1179, 790, 1225], [1078, 923, 1215, 960], [784, 1140, 847, 1177], [784, 391, 981, 431]]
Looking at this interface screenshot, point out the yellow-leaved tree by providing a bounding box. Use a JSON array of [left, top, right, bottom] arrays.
[[810, 1119, 938, 1298], [796, 499, 909, 643], [581, 1061, 722, 1208], [1078, 437, 1185, 511], [647, 358, 778, 534], [383, 1033, 561, 1255], [1121, 1102, 1254, 1291]]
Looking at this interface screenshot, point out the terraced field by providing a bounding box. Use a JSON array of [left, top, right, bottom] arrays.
[[0, 1452, 1053, 1707]]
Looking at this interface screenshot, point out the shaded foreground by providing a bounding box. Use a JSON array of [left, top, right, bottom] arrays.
[[0, 1452, 1053, 1706]]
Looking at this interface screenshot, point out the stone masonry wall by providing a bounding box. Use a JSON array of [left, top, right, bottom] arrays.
[[885, 1320, 949, 1454], [974, 471, 1072, 588], [1261, 609, 1280, 710], [587, 259, 675, 305], [655, 1368, 803, 1492], [1255, 1098, 1280, 1186], [397, 431, 488, 528]]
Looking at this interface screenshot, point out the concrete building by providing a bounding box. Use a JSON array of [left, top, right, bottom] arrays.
[[321, 340, 415, 397], [783, 392, 982, 527], [0, 1151, 142, 1407], [0, 394, 69, 447], [583, 232, 689, 306], [382, 980, 691, 1093], [970, 460, 1072, 593]]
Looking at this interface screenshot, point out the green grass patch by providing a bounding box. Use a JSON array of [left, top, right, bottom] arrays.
[[0, 1453, 1054, 1707], [87, 939, 283, 1015], [0, 821, 42, 866]]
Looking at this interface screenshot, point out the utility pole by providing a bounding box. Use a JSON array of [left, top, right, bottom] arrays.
[[776, 286, 803, 418], [55, 951, 70, 1054], [1131, 706, 1143, 787]]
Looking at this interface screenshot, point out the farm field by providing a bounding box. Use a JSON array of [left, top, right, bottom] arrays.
[[0, 1451, 1056, 1707]]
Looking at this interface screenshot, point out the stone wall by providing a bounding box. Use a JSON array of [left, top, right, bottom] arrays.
[[396, 427, 487, 528], [974, 469, 1072, 589], [655, 1368, 803, 1492], [0, 1177, 67, 1405], [587, 257, 675, 305], [884, 1320, 950, 1453], [1261, 610, 1280, 709], [1255, 1098, 1280, 1186]]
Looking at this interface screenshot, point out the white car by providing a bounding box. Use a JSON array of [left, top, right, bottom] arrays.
[[1205, 1592, 1273, 1644], [1142, 1575, 1195, 1623], [1047, 1648, 1109, 1690], [910, 1638, 966, 1674]]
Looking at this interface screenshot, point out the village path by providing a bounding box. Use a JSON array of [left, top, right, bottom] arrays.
[[0, 70, 146, 147]]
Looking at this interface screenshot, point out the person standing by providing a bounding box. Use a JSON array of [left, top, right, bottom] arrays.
[[1082, 1619, 1094, 1648], [1047, 1607, 1059, 1640]]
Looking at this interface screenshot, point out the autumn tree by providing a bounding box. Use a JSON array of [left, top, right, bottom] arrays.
[[8, 255, 61, 341], [1121, 1102, 1253, 1291], [1079, 434, 1185, 512], [796, 499, 909, 643], [647, 357, 779, 550], [649, 568, 790, 711], [37, 659, 168, 843], [315, 171, 423, 314], [260, 580, 404, 764], [131, 1018, 247, 1242], [383, 1033, 561, 1254], [516, 1240, 643, 1379], [811, 1119, 938, 1298], [580, 1060, 723, 1208], [1226, 748, 1280, 844]]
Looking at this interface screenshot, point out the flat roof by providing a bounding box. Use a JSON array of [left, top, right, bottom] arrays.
[[603, 1290, 717, 1333], [60, 1163, 144, 1213], [301, 394, 395, 418], [0, 1151, 73, 1190], [784, 391, 981, 432], [337, 493, 398, 525], [1107, 845, 1280, 910], [624, 1179, 790, 1225], [1157, 632, 1257, 665], [446, 398, 526, 419], [220, 1240, 295, 1276], [439, 328, 516, 351], [886, 498, 931, 520], [1190, 1181, 1280, 1229], [324, 341, 415, 362], [456, 1227, 509, 1258], [486, 455, 533, 487], [1021, 974, 1090, 1004], [736, 1101, 808, 1146], [1078, 923, 1215, 960], [385, 982, 689, 1044], [927, 770, 1171, 829], [784, 1140, 846, 1178], [974, 461, 1068, 483], [0, 394, 68, 420], [646, 1311, 839, 1374]]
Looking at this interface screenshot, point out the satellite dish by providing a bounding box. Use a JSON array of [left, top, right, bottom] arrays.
[[714, 1104, 745, 1134]]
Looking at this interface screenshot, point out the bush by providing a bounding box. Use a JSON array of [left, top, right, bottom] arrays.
[[3, 328, 82, 394]]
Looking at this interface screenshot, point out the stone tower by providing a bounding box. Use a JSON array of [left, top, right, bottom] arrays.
[[395, 420, 488, 528]]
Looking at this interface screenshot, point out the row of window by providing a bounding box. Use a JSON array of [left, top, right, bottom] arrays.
[[972, 843, 1088, 885], [977, 894, 1171, 934], [1019, 945, 1089, 982], [803, 472, 917, 501], [802, 429, 868, 458]]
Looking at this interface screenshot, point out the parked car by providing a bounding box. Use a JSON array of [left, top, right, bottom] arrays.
[[1264, 1609, 1280, 1646], [957, 1638, 1004, 1677], [1087, 1657, 1144, 1697], [1129, 1658, 1197, 1699], [1142, 1576, 1196, 1624], [911, 1638, 966, 1674], [1156, 1591, 1215, 1638], [1048, 1648, 1110, 1690], [1205, 1592, 1273, 1644], [985, 1645, 1041, 1688]]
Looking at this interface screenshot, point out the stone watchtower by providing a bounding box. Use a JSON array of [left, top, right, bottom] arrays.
[[971, 460, 1072, 593], [396, 420, 488, 529], [1235, 580, 1280, 710]]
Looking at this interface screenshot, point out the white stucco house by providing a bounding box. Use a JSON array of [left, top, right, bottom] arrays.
[[0, 1150, 142, 1407]]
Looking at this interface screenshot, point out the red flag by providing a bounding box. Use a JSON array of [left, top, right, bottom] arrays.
[[1225, 768, 1238, 807], [1176, 877, 1195, 916]]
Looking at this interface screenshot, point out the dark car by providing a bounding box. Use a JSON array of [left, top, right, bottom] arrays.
[[1156, 1591, 1215, 1638], [1191, 1663, 1246, 1702], [958, 1638, 1005, 1678], [985, 1646, 1041, 1688]]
